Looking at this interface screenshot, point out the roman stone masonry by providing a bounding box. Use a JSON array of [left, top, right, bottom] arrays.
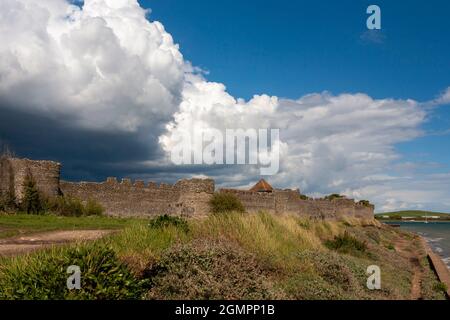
[[219, 179, 374, 220], [0, 157, 374, 219], [0, 157, 61, 201], [218, 189, 373, 220], [60, 178, 215, 218]]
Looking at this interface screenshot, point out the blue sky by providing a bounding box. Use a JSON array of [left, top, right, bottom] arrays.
[[143, 0, 449, 101], [144, 0, 450, 175]]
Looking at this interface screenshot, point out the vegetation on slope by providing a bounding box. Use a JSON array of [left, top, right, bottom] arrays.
[[0, 244, 148, 299], [0, 213, 142, 239], [0, 212, 447, 300], [209, 192, 245, 214], [1, 174, 104, 217]]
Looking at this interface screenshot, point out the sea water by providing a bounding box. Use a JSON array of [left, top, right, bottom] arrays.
[[387, 221, 450, 269]]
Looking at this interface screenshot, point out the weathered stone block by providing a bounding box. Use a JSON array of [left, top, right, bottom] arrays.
[[0, 157, 61, 202]]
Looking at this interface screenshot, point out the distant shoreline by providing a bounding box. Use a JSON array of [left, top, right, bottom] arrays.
[[375, 210, 450, 223], [383, 221, 450, 272]]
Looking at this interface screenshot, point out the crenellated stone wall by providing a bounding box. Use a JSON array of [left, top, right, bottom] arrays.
[[0, 156, 374, 219], [60, 178, 215, 218], [219, 188, 374, 220]]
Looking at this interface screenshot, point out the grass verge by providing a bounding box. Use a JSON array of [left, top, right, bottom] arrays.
[[0, 212, 447, 300], [0, 213, 145, 239]]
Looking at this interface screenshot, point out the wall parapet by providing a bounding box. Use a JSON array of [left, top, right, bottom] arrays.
[[218, 187, 374, 219], [59, 177, 215, 217], [1, 156, 374, 219]]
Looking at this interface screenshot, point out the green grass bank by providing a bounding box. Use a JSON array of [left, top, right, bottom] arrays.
[[0, 212, 447, 300]]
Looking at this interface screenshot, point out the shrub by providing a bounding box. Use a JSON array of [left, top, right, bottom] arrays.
[[297, 218, 312, 229], [324, 194, 345, 201], [433, 282, 448, 293], [143, 240, 281, 299], [20, 171, 43, 214], [148, 214, 189, 233], [294, 250, 361, 298], [358, 200, 371, 207], [84, 199, 104, 216], [0, 191, 16, 212], [325, 232, 367, 255], [209, 192, 245, 214], [386, 243, 395, 251], [45, 196, 84, 217], [44, 196, 104, 217], [0, 244, 148, 300]]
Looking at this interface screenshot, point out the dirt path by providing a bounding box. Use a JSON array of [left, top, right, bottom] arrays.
[[421, 238, 450, 298], [0, 230, 114, 257], [395, 237, 424, 300]]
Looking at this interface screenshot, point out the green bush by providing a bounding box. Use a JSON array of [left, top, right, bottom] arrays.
[[434, 282, 448, 293], [358, 200, 371, 207], [324, 194, 345, 201], [0, 244, 148, 300], [20, 172, 43, 214], [0, 191, 16, 212], [44, 196, 104, 217], [148, 214, 189, 233], [84, 199, 104, 216], [294, 250, 361, 299], [45, 196, 83, 217], [325, 232, 367, 255], [209, 192, 245, 214], [386, 243, 395, 251], [143, 241, 280, 299]]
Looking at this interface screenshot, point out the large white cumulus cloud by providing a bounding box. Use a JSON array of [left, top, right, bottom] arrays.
[[0, 0, 184, 131], [1, 0, 449, 212], [160, 74, 426, 196]]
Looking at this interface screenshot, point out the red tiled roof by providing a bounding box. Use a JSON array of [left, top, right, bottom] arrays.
[[249, 179, 273, 192]]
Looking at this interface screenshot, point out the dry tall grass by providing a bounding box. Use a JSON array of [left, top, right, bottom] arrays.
[[0, 212, 446, 300]]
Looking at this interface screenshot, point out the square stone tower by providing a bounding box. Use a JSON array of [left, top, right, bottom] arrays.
[[0, 156, 61, 202]]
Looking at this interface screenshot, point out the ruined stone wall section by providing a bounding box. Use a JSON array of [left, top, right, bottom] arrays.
[[0, 157, 61, 201], [1, 156, 374, 219], [60, 178, 215, 218], [220, 189, 277, 214], [0, 157, 14, 197], [219, 188, 374, 219], [175, 179, 215, 218], [354, 202, 375, 219]]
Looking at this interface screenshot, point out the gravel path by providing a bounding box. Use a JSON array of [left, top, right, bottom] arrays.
[[0, 230, 114, 257], [394, 237, 424, 300]]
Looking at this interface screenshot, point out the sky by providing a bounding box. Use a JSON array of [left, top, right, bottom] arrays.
[[145, 0, 450, 101], [0, 0, 449, 212]]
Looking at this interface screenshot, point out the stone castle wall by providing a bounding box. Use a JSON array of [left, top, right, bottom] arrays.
[[0, 157, 374, 219], [0, 157, 61, 201], [60, 178, 215, 218], [219, 189, 374, 220]]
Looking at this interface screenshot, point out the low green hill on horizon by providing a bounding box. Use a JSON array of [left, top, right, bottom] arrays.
[[375, 210, 450, 220]]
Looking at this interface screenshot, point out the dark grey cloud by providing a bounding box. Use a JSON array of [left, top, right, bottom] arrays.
[[0, 102, 163, 181], [0, 101, 255, 186]]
